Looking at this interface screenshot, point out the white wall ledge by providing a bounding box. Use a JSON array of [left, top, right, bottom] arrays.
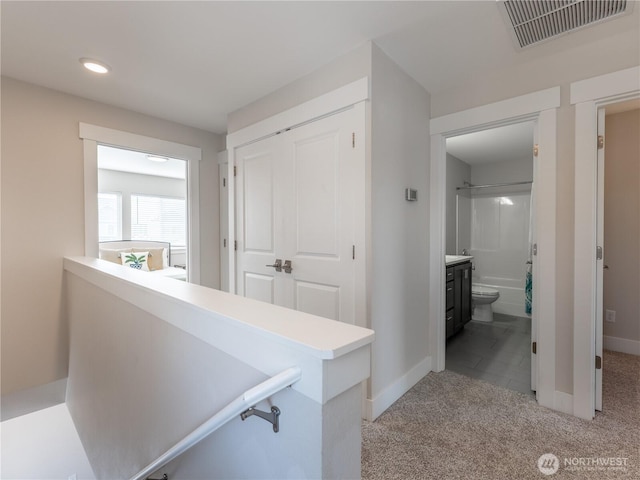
[[63, 256, 374, 403]]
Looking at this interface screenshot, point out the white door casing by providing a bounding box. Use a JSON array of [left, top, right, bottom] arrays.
[[79, 123, 202, 284], [235, 107, 363, 323], [595, 107, 605, 412], [430, 87, 559, 410], [571, 66, 640, 420]]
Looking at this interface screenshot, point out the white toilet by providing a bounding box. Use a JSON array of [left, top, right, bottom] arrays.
[[471, 285, 500, 323]]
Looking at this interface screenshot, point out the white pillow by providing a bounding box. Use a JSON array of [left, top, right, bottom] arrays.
[[99, 248, 131, 265], [120, 251, 150, 271]]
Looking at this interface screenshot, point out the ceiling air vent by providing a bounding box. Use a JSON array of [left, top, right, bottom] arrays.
[[499, 0, 632, 48]]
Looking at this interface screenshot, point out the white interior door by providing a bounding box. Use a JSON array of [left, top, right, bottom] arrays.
[[282, 108, 359, 323], [595, 107, 605, 411], [235, 107, 362, 324]]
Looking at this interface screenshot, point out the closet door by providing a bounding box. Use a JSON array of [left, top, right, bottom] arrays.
[[235, 135, 287, 305], [281, 108, 359, 323], [235, 106, 363, 325]]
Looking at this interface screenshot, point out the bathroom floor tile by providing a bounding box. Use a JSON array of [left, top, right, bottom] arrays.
[[446, 313, 532, 396]]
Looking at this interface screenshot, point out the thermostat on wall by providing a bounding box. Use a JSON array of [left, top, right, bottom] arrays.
[[405, 188, 417, 201]]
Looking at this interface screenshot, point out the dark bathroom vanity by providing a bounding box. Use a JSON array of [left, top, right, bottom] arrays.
[[445, 257, 473, 339]]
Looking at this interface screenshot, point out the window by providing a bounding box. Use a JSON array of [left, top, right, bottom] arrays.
[[131, 194, 186, 247], [98, 192, 121, 241]]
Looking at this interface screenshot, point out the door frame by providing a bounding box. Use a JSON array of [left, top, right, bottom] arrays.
[[224, 77, 369, 308], [80, 123, 202, 284], [570, 66, 640, 420], [430, 87, 560, 410]]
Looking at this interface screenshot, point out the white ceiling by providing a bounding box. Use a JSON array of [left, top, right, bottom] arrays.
[[446, 122, 535, 166], [98, 145, 186, 179], [1, 1, 638, 136]]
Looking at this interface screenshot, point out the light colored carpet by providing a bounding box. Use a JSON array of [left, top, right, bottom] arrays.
[[362, 350, 639, 479]]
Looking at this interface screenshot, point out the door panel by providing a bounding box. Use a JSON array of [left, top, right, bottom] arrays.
[[244, 273, 275, 304], [293, 132, 340, 257], [244, 153, 275, 252], [295, 281, 340, 321]]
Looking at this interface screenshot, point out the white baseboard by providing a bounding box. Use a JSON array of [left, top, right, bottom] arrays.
[[554, 390, 574, 415], [603, 335, 640, 356], [364, 356, 431, 421]]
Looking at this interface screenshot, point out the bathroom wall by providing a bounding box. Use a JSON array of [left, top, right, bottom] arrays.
[[468, 156, 533, 316], [445, 153, 470, 254], [603, 108, 640, 354]]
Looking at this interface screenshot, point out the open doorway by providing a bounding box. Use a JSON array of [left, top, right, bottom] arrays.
[[597, 100, 640, 412], [80, 123, 202, 284], [444, 122, 535, 396], [97, 145, 188, 280]]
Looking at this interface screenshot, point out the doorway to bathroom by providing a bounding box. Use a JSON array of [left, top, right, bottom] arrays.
[[444, 121, 536, 397]]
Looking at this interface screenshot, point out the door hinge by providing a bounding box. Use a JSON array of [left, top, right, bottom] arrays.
[[596, 245, 603, 260], [352, 245, 355, 260], [223, 238, 227, 248], [595, 355, 602, 369], [352, 132, 355, 148], [597, 135, 604, 149], [533, 144, 539, 157], [533, 243, 538, 256], [234, 166, 237, 177], [223, 177, 226, 187], [532, 341, 537, 354], [234, 240, 237, 251]]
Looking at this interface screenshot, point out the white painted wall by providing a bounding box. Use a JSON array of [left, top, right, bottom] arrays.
[[367, 45, 431, 418], [0, 77, 223, 403], [430, 13, 639, 394], [603, 109, 640, 349]]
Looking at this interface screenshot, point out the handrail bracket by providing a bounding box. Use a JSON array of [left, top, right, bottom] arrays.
[[240, 406, 281, 433]]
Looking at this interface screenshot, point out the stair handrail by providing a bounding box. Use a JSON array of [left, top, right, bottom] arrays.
[[129, 366, 302, 480]]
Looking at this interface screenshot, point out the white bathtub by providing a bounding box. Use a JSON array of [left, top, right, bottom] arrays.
[[473, 276, 530, 318]]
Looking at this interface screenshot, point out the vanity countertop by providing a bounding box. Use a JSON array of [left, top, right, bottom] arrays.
[[445, 255, 474, 266]]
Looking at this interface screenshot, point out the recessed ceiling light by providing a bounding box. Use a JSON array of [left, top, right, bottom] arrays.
[[147, 155, 169, 163], [80, 58, 110, 74]]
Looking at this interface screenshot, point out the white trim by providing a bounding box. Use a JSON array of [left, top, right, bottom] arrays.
[[429, 89, 558, 411], [226, 77, 370, 148], [554, 391, 574, 416], [79, 123, 202, 162], [534, 108, 557, 410], [571, 67, 640, 420], [570, 66, 640, 105], [363, 357, 431, 421], [225, 78, 370, 294], [430, 87, 560, 135], [604, 336, 640, 356], [80, 123, 201, 283]]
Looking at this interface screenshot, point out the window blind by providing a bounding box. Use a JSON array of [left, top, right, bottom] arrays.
[[131, 194, 186, 247]]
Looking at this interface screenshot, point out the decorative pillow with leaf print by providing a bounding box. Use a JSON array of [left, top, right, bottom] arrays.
[[120, 251, 150, 271]]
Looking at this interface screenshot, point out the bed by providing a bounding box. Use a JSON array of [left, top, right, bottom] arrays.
[[98, 240, 187, 281]]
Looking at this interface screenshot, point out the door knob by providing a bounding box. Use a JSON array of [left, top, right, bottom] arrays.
[[283, 260, 293, 274], [266, 259, 283, 272]]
